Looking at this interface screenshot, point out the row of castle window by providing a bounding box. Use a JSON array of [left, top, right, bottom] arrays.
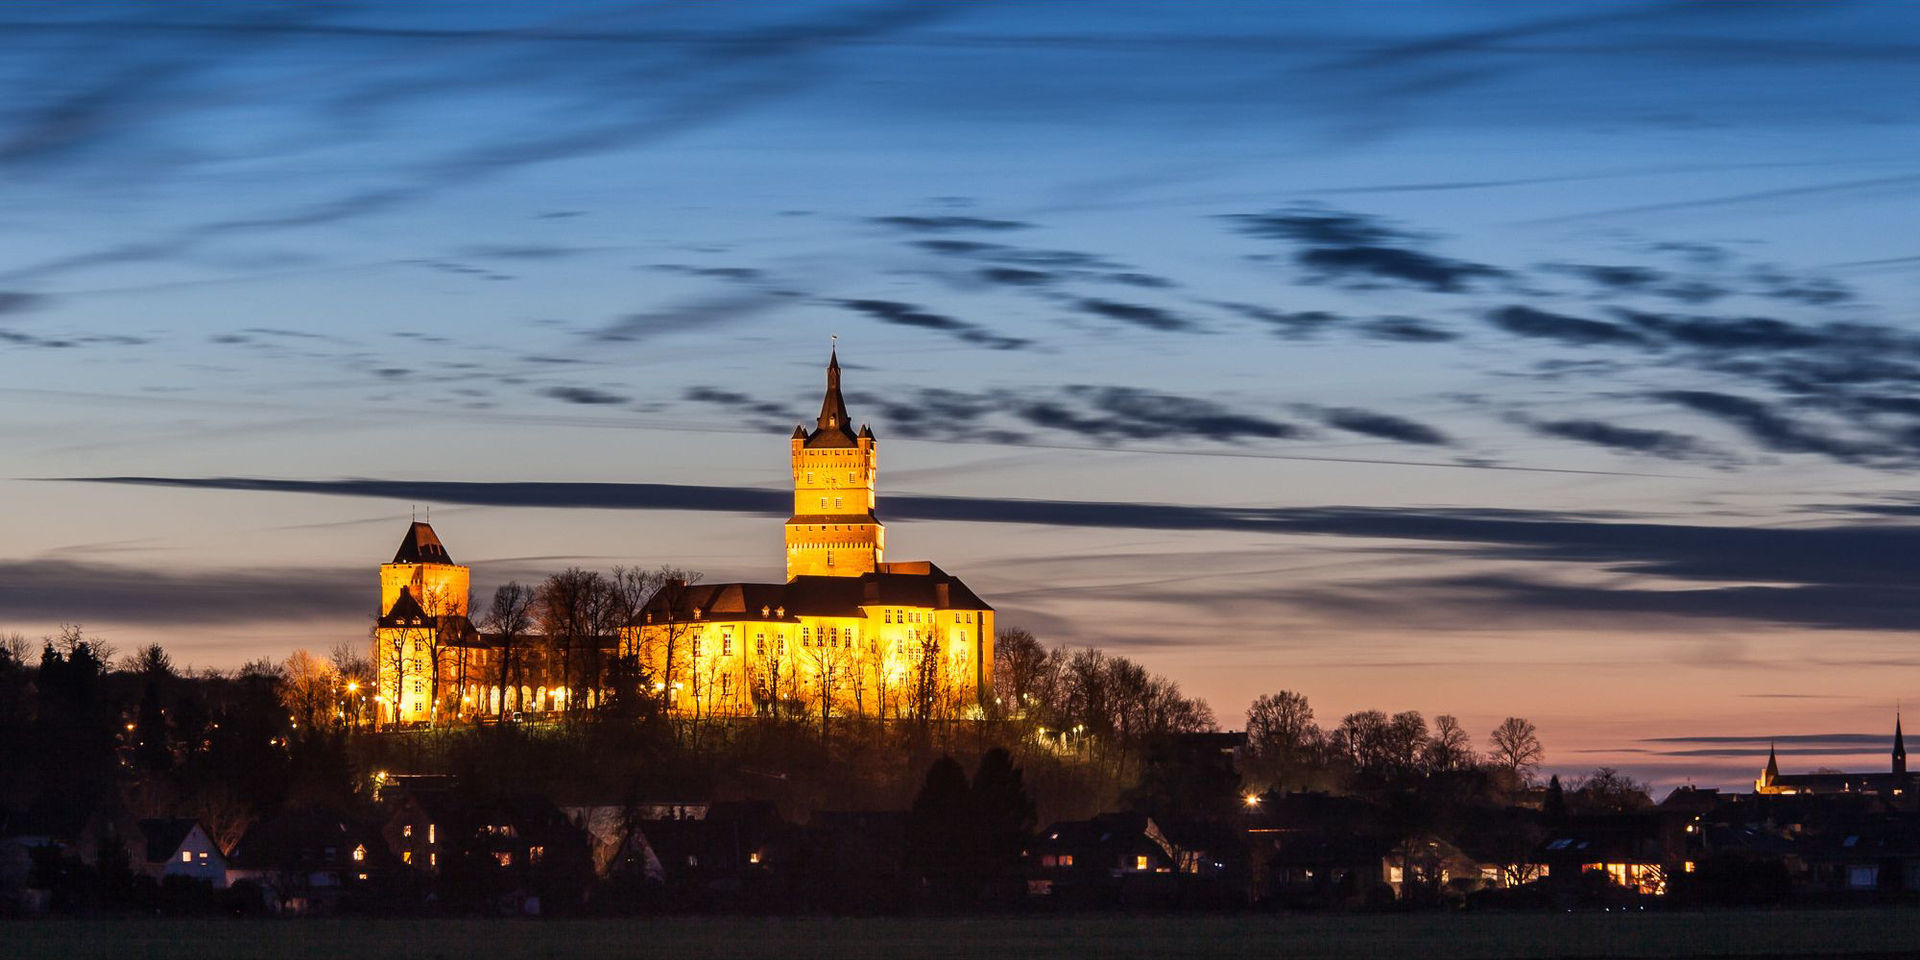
[[804, 472, 863, 484]]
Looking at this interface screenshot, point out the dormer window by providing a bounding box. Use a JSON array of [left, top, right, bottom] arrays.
[[761, 605, 770, 617], [692, 607, 702, 618]]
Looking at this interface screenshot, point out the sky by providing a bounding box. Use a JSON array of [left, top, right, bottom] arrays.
[[2, 0, 1919, 791]]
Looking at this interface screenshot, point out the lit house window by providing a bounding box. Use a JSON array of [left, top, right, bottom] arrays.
[[721, 635, 733, 656], [353, 845, 366, 862], [1135, 855, 1149, 871], [403, 825, 413, 839], [181, 851, 192, 863], [428, 824, 436, 844]]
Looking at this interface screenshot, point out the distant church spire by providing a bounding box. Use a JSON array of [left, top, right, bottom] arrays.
[[1764, 741, 1779, 783], [1895, 713, 1907, 780]]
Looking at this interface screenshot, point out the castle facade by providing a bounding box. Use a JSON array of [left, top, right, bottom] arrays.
[[371, 350, 994, 725]]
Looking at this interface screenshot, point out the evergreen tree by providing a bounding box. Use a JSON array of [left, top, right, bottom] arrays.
[[907, 755, 973, 890], [970, 748, 1036, 882]]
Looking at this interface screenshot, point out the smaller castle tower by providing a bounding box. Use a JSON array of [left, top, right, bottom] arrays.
[[373, 521, 470, 725]]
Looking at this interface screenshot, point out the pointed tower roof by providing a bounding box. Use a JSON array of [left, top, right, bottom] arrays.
[[804, 347, 859, 448], [1764, 741, 1780, 781], [1896, 714, 1906, 760], [391, 521, 453, 565]]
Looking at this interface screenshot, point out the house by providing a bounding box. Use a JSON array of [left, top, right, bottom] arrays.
[[1243, 792, 1392, 907], [1028, 812, 1182, 905], [1536, 812, 1688, 896], [136, 818, 227, 888], [639, 799, 788, 906], [225, 809, 387, 913]]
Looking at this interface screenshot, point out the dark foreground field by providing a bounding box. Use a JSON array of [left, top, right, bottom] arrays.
[[12, 909, 1920, 960], [11, 910, 1920, 960]]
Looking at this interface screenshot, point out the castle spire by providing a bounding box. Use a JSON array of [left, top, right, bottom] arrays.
[[813, 346, 853, 439]]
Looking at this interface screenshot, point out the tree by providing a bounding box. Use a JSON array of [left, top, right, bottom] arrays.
[[483, 581, 535, 715], [1488, 716, 1545, 782], [1245, 690, 1322, 791], [327, 639, 372, 729], [631, 570, 702, 714], [417, 581, 468, 722], [991, 627, 1048, 718], [281, 649, 337, 733], [1573, 766, 1652, 813], [1422, 714, 1475, 774], [907, 755, 973, 890], [538, 568, 608, 713], [970, 748, 1036, 884]]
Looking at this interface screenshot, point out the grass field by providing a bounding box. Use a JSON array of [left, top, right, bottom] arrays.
[[10, 909, 1920, 960]]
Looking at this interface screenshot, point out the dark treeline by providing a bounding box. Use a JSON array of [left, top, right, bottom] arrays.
[[6, 615, 1701, 918]]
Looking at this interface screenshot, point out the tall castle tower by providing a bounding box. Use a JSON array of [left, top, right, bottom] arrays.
[[785, 349, 883, 579]]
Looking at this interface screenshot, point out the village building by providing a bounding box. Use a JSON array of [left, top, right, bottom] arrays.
[[1755, 716, 1909, 797]]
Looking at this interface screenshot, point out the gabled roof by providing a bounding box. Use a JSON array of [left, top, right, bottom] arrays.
[[391, 521, 454, 565], [379, 586, 431, 627], [137, 818, 205, 864]]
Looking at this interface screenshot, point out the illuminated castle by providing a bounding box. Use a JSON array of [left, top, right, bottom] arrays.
[[373, 522, 478, 725], [621, 349, 996, 718], [371, 349, 995, 725], [1755, 716, 1908, 796]]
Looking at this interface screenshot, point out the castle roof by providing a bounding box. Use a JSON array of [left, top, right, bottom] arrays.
[[379, 586, 431, 627], [799, 348, 864, 449], [633, 561, 990, 626], [391, 521, 454, 565]]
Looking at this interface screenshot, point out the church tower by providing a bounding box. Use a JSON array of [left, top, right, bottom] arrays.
[[1895, 714, 1907, 783], [785, 348, 883, 579]]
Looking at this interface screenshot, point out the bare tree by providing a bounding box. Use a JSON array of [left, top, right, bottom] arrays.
[[417, 583, 466, 723], [1422, 714, 1476, 773], [1488, 716, 1545, 783], [538, 568, 608, 714], [281, 650, 337, 733], [801, 624, 854, 740], [482, 581, 535, 716], [631, 570, 701, 714], [991, 627, 1048, 718], [327, 640, 372, 729]]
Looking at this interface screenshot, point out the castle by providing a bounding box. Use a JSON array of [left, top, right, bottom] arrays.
[[1755, 716, 1908, 796], [372, 349, 994, 725]]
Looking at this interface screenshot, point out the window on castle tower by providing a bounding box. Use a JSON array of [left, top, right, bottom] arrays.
[[834, 497, 843, 510], [819, 498, 828, 510], [806, 472, 814, 483]]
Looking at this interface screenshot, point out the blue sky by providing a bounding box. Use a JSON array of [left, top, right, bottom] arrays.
[[3, 1, 1920, 789]]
